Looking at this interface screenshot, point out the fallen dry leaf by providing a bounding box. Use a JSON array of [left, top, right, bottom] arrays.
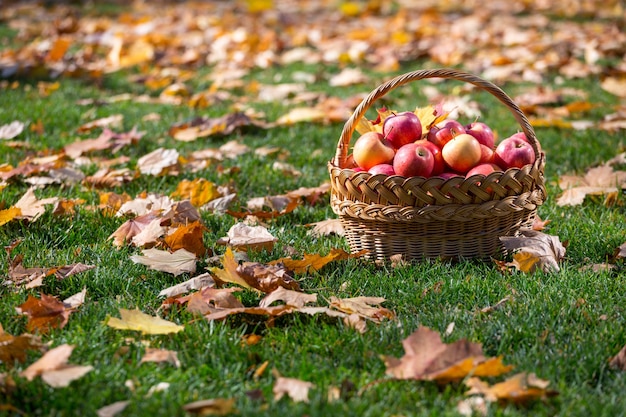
[[185, 287, 245, 314], [130, 248, 197, 276], [105, 308, 184, 335], [130, 217, 165, 248], [84, 167, 135, 189], [609, 344, 626, 371], [0, 121, 25, 140], [62, 287, 87, 309], [0, 206, 22, 227], [20, 344, 93, 388], [116, 193, 177, 217], [210, 247, 299, 293], [137, 148, 180, 176], [163, 221, 207, 257], [108, 213, 160, 248], [169, 112, 267, 141], [273, 375, 315, 403], [41, 365, 95, 388], [275, 107, 327, 125], [285, 182, 331, 205], [158, 273, 215, 298], [96, 400, 130, 417], [14, 187, 59, 222], [182, 398, 237, 416], [259, 287, 317, 309], [601, 75, 626, 98], [216, 222, 277, 252], [170, 178, 220, 207], [0, 325, 42, 367], [272, 161, 302, 177], [97, 191, 132, 215], [227, 197, 300, 220], [140, 348, 181, 368], [557, 164, 626, 206], [499, 229, 566, 273], [16, 294, 73, 333], [5, 255, 52, 288], [329, 67, 369, 87], [306, 218, 345, 237], [329, 296, 395, 323], [76, 114, 123, 133], [247, 195, 293, 212], [52, 263, 95, 280], [64, 127, 142, 158], [201, 193, 237, 214], [465, 372, 558, 405], [270, 248, 367, 274], [457, 396, 488, 417], [531, 215, 551, 231], [385, 326, 513, 384]]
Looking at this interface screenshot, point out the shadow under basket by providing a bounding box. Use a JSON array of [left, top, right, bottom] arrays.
[[328, 68, 547, 261]]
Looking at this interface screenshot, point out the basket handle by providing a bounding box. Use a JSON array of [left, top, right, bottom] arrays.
[[333, 68, 540, 167]]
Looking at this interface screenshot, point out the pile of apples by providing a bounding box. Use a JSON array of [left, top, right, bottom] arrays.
[[349, 111, 537, 180]]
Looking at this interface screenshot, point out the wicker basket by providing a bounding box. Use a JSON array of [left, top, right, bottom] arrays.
[[328, 68, 547, 261]]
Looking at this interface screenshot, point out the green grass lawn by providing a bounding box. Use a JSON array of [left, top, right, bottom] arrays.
[[2, 1, 626, 416]]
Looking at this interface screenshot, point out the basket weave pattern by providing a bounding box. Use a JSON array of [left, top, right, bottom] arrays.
[[328, 69, 547, 261]]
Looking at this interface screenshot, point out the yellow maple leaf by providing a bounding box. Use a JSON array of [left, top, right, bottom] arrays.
[[105, 308, 184, 335], [414, 105, 445, 133], [171, 178, 220, 207], [0, 206, 21, 227], [510, 251, 542, 273], [210, 247, 252, 289]]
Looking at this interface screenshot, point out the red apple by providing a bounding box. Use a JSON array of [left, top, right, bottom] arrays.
[[414, 139, 445, 175], [352, 131, 395, 170], [479, 144, 494, 164], [465, 122, 495, 149], [508, 131, 541, 154], [368, 163, 396, 176], [494, 136, 536, 169], [466, 163, 503, 177], [427, 119, 465, 149], [441, 133, 482, 174], [382, 111, 422, 149], [393, 143, 434, 177]]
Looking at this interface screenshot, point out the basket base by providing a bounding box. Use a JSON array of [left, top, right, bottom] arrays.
[[341, 209, 536, 261]]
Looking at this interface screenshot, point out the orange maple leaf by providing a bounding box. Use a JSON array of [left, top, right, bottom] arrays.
[[164, 221, 208, 257], [17, 294, 72, 333], [270, 248, 367, 274], [465, 372, 558, 404], [0, 325, 42, 367]]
